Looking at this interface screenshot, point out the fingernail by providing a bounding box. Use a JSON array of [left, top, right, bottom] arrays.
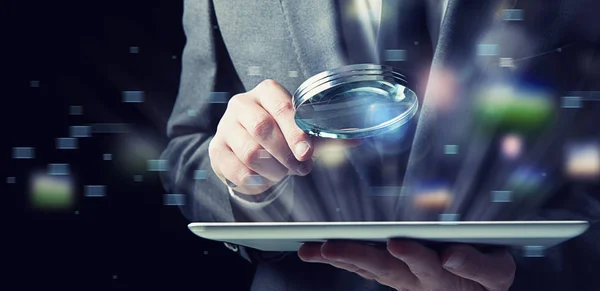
[[295, 141, 310, 157], [444, 251, 466, 269], [297, 163, 310, 176]]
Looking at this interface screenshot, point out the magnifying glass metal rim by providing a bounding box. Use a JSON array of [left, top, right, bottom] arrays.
[[294, 71, 410, 109], [294, 64, 405, 96], [292, 64, 419, 139]]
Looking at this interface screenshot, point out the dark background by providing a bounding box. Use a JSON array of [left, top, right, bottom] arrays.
[[6, 0, 254, 289]]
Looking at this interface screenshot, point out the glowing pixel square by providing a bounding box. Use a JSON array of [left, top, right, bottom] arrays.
[[502, 9, 524, 21], [444, 145, 458, 155], [477, 44, 499, 56], [70, 126, 91, 138], [384, 49, 406, 61], [209, 92, 230, 103], [129, 46, 139, 53], [147, 159, 168, 171], [122, 91, 145, 103], [103, 153, 112, 160], [30, 80, 40, 87], [172, 55, 177, 59], [194, 170, 207, 180], [491, 190, 512, 202], [164, 194, 185, 205], [7, 177, 16, 184], [245, 174, 264, 186], [48, 164, 70, 176], [523, 246, 545, 257], [499, 58, 514, 68], [288, 71, 299, 78], [248, 66, 262, 76], [30, 174, 74, 210], [562, 96, 582, 108], [13, 147, 35, 159], [565, 142, 600, 180], [134, 175, 143, 182], [187, 109, 198, 117], [56, 138, 78, 150], [84, 185, 106, 197], [69, 105, 83, 115]]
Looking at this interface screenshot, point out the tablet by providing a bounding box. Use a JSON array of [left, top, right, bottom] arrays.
[[188, 221, 589, 252]]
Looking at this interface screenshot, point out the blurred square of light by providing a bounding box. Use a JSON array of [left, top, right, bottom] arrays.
[[491, 190, 512, 202], [122, 91, 145, 103], [384, 49, 406, 61], [7, 177, 16, 184], [288, 71, 299, 78], [245, 174, 264, 186], [502, 9, 524, 21], [187, 109, 198, 116], [147, 159, 168, 171], [56, 138, 78, 150], [129, 46, 139, 53], [134, 175, 143, 182], [48, 163, 70, 176], [103, 153, 112, 160], [70, 125, 91, 137], [30, 173, 74, 210], [84, 185, 106, 197], [248, 66, 262, 76], [561, 96, 581, 108], [565, 142, 600, 180], [91, 123, 129, 133], [500, 134, 523, 159], [499, 57, 514, 68], [444, 144, 458, 155], [209, 92, 230, 103], [194, 170, 207, 180], [565, 91, 600, 101], [413, 187, 452, 210], [164, 194, 185, 206], [523, 246, 545, 257], [13, 147, 35, 159], [172, 55, 177, 59], [69, 105, 83, 115], [477, 44, 499, 56], [368, 186, 405, 197], [439, 213, 460, 222], [30, 80, 40, 87]]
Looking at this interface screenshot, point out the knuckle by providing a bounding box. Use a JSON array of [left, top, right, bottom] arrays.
[[272, 101, 293, 118], [236, 168, 253, 184], [258, 79, 279, 89], [227, 93, 247, 109], [242, 143, 262, 165], [249, 114, 275, 139]]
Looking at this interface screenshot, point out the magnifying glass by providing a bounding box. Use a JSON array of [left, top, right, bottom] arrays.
[[292, 64, 419, 139]]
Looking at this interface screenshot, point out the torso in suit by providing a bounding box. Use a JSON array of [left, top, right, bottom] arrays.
[[161, 0, 600, 290]]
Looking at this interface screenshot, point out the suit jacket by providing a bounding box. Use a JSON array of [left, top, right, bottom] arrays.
[[160, 0, 600, 290]]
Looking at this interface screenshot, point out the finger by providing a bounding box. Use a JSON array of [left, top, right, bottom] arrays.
[[441, 245, 516, 291], [225, 122, 288, 182], [387, 239, 448, 283], [298, 243, 377, 280], [320, 240, 418, 286], [253, 79, 314, 162], [232, 95, 312, 176], [209, 139, 273, 194]]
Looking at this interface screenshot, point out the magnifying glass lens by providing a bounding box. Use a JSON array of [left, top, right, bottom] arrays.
[[293, 65, 419, 139]]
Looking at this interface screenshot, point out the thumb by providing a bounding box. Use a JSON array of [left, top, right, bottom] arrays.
[[441, 245, 516, 291]]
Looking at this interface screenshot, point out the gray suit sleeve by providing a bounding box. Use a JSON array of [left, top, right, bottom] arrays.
[[160, 0, 293, 263]]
